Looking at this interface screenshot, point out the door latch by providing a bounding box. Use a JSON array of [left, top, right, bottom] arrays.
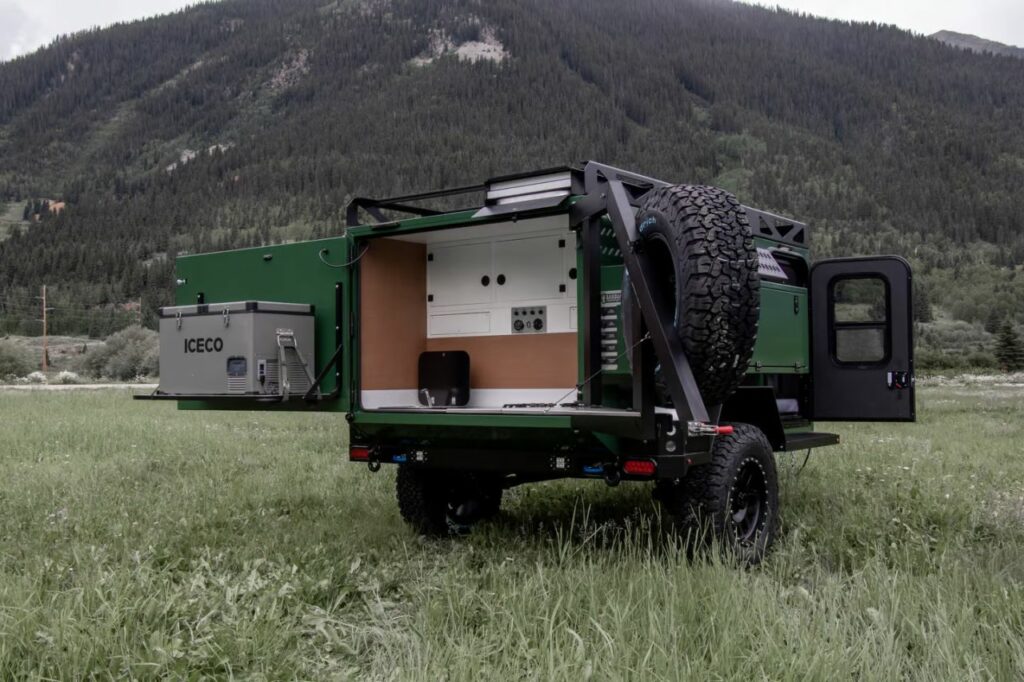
[[887, 371, 910, 390]]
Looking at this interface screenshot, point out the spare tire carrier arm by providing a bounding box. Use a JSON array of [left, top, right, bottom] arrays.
[[570, 163, 710, 427]]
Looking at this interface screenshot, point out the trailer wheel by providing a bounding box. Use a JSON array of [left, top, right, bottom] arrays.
[[662, 423, 779, 565], [477, 481, 504, 520], [395, 467, 501, 536], [622, 184, 759, 406]]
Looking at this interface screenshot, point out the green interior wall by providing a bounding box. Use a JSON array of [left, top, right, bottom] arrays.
[[173, 237, 351, 412]]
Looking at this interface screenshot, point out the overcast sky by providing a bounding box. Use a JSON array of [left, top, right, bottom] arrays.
[[1, 0, 1023, 62], [0, 0, 197, 61], [750, 0, 1024, 47]]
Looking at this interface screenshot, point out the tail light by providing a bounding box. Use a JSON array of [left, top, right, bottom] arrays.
[[623, 459, 656, 477], [350, 445, 370, 461]]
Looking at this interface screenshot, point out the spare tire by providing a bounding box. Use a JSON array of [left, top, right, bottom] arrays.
[[621, 184, 759, 407]]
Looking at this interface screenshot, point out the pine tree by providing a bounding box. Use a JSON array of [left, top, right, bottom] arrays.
[[994, 321, 1024, 372], [913, 285, 933, 323], [984, 308, 1003, 334]]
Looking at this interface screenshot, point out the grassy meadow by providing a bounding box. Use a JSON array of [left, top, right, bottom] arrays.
[[0, 384, 1022, 679]]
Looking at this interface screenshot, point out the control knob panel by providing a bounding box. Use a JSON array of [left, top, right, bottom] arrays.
[[511, 306, 547, 334]]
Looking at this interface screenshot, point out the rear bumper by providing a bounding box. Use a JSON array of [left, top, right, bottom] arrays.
[[349, 413, 840, 481]]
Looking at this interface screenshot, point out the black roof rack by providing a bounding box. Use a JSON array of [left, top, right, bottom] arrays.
[[343, 161, 808, 248], [345, 163, 587, 227], [345, 183, 486, 227]]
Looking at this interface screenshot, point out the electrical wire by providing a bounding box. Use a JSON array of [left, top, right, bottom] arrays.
[[795, 448, 813, 476], [319, 243, 368, 268], [543, 331, 652, 413]]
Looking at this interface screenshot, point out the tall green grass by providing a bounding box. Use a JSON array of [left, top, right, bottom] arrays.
[[0, 386, 1021, 679]]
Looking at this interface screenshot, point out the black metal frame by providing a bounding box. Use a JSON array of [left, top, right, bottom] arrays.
[[368, 441, 695, 480], [303, 281, 347, 402], [135, 392, 285, 403], [345, 165, 588, 228], [569, 162, 711, 432], [744, 207, 808, 247], [346, 183, 486, 227]]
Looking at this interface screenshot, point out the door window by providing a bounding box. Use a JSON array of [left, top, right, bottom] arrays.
[[831, 276, 889, 364]]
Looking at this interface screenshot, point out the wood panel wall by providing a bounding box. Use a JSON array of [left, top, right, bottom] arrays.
[[360, 238, 427, 389], [425, 334, 577, 388], [360, 238, 578, 390]]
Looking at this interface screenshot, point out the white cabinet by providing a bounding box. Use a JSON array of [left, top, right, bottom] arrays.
[[428, 311, 491, 336], [428, 242, 493, 306], [493, 234, 567, 302], [426, 227, 577, 338]]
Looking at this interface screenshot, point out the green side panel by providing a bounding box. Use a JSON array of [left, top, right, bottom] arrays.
[[596, 264, 809, 377], [750, 281, 809, 373], [174, 237, 351, 412]]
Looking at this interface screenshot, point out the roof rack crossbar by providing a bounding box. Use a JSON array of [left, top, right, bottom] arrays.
[[344, 161, 675, 229], [346, 183, 487, 227]]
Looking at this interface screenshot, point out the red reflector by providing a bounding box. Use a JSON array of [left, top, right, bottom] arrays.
[[623, 459, 656, 476], [716, 425, 734, 436], [350, 446, 370, 461]]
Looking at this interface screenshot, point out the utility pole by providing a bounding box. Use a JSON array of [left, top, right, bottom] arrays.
[[41, 284, 48, 372], [39, 285, 50, 372]]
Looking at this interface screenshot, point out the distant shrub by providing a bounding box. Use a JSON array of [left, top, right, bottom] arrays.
[[80, 326, 159, 380], [916, 319, 992, 356], [56, 370, 82, 384], [916, 347, 997, 371], [965, 351, 998, 370], [0, 340, 35, 378], [26, 371, 47, 384]]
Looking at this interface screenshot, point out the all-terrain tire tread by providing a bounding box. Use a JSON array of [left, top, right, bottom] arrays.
[[625, 184, 759, 406], [672, 423, 779, 564], [395, 466, 448, 536]]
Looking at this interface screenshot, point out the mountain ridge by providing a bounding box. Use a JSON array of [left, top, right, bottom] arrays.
[[0, 0, 1022, 338], [931, 30, 1024, 59]]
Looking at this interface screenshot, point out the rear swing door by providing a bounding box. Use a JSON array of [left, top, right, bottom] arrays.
[[809, 256, 915, 421]]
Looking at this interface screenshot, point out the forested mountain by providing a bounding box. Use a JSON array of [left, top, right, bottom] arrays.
[[1, 0, 1023, 343], [931, 31, 1024, 59]]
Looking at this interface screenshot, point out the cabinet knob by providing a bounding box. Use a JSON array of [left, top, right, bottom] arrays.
[[481, 275, 490, 286], [497, 274, 506, 285]]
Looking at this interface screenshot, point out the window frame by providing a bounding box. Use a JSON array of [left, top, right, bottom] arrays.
[[827, 274, 892, 367]]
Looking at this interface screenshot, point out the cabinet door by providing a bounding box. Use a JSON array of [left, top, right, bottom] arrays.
[[427, 242, 493, 307], [493, 234, 567, 302]]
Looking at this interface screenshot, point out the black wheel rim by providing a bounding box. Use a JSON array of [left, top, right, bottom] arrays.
[[729, 460, 768, 545], [447, 499, 478, 524], [445, 485, 484, 532]]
